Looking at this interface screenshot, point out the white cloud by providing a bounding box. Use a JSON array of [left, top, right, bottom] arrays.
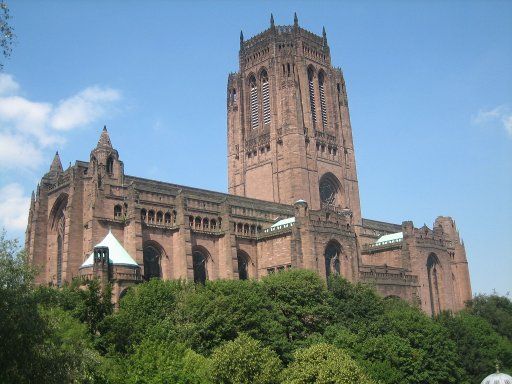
[[472, 105, 512, 138], [502, 115, 512, 136], [51, 86, 121, 131], [0, 76, 122, 171], [0, 73, 20, 96], [0, 183, 31, 231], [0, 133, 44, 169]]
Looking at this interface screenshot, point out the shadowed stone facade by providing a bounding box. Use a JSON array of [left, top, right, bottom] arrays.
[[25, 15, 471, 315]]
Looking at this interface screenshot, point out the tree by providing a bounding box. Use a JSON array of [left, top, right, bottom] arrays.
[[281, 343, 375, 384], [466, 294, 512, 341], [98, 278, 190, 354], [0, 232, 46, 382], [261, 269, 332, 350], [173, 279, 288, 356], [438, 311, 512, 383], [0, 231, 105, 383], [210, 334, 283, 384], [327, 276, 384, 328], [114, 339, 200, 384], [0, 2, 15, 69], [371, 299, 466, 383]]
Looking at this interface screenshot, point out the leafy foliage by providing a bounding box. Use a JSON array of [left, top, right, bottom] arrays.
[[210, 334, 282, 384], [281, 343, 375, 384], [438, 310, 512, 383], [466, 293, 512, 341], [0, 2, 15, 69], [1, 227, 511, 383]]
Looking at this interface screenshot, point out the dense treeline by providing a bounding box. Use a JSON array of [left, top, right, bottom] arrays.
[[1, 233, 511, 383]]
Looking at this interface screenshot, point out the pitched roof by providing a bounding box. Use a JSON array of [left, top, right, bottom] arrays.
[[375, 232, 403, 244], [80, 230, 139, 269]]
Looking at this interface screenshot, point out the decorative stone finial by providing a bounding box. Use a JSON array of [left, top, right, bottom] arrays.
[[97, 125, 112, 148], [270, 13, 275, 28], [294, 12, 298, 27], [49, 151, 63, 173], [240, 30, 244, 49]]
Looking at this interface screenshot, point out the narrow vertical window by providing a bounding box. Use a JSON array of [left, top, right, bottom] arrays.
[[318, 72, 328, 129], [249, 75, 258, 129], [106, 156, 114, 174], [261, 70, 271, 126], [307, 67, 317, 128], [57, 234, 63, 287]]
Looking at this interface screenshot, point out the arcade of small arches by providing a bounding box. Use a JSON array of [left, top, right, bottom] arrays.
[[233, 222, 263, 236], [139, 208, 177, 226], [188, 216, 223, 231]]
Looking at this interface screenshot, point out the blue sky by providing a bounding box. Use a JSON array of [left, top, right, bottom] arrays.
[[0, 0, 510, 295]]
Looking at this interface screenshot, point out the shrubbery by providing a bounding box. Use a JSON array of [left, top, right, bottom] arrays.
[[1, 232, 511, 383]]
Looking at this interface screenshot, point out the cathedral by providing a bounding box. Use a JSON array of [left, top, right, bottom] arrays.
[[25, 15, 471, 315]]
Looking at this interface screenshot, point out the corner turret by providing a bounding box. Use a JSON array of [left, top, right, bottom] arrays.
[[89, 125, 123, 188]]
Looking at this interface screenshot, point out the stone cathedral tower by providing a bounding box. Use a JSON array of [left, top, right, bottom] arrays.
[[228, 14, 362, 226]]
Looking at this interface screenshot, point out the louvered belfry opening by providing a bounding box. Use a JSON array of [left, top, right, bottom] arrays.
[[249, 75, 259, 129], [261, 70, 271, 126], [319, 71, 327, 129], [308, 67, 317, 128]]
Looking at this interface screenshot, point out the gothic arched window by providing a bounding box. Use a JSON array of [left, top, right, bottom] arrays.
[[156, 211, 163, 224], [319, 173, 340, 206], [324, 241, 341, 279], [307, 67, 317, 128], [57, 234, 63, 287], [141, 209, 147, 221], [318, 71, 328, 129], [427, 253, 442, 315], [249, 75, 258, 129], [261, 70, 271, 126], [49, 194, 67, 287], [237, 251, 250, 280], [192, 249, 208, 284], [106, 156, 114, 174], [164, 212, 171, 224], [114, 204, 122, 219], [143, 245, 161, 281], [148, 210, 155, 223]]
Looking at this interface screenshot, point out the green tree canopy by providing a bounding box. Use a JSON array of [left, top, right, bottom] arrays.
[[210, 334, 283, 384], [466, 294, 512, 341], [281, 343, 375, 384]]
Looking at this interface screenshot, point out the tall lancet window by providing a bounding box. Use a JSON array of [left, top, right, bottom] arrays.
[[261, 70, 271, 126], [307, 67, 317, 128], [249, 75, 259, 129], [318, 71, 328, 129], [56, 214, 65, 287], [427, 253, 442, 315]]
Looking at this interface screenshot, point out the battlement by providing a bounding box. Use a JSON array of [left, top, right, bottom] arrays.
[[240, 14, 328, 60]]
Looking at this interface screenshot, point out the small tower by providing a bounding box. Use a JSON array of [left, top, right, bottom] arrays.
[[93, 245, 110, 288], [89, 126, 123, 190]]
